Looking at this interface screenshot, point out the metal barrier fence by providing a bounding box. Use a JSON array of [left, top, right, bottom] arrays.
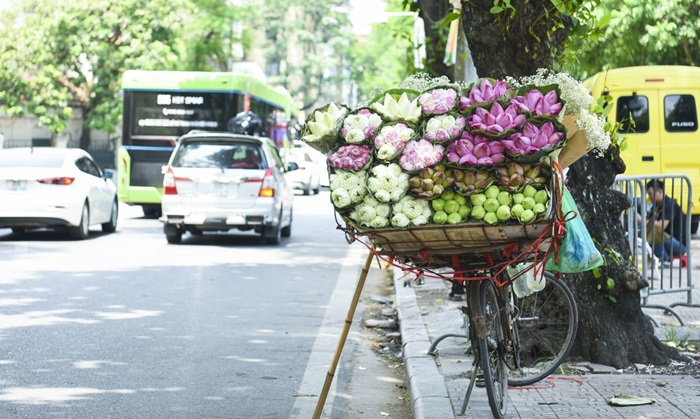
[[614, 174, 698, 325]]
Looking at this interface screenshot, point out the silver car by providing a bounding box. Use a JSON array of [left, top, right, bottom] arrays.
[[160, 132, 294, 244]]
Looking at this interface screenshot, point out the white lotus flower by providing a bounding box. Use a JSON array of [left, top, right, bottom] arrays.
[[303, 103, 348, 142], [371, 93, 421, 123]]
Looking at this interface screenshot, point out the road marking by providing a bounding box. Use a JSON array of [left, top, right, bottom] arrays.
[[290, 244, 366, 419]]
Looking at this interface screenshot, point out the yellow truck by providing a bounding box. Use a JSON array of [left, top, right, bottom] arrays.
[[584, 65, 700, 233]]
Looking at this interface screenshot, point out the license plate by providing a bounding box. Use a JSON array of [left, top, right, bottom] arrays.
[[6, 180, 27, 192], [212, 182, 228, 197]]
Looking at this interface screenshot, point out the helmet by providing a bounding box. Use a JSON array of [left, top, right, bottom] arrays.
[[228, 111, 262, 136]]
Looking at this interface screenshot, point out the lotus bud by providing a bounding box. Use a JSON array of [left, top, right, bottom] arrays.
[[409, 177, 423, 189], [518, 209, 536, 224]]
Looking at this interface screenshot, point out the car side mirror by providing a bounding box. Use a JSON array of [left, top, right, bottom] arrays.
[[103, 169, 115, 179], [287, 161, 299, 172]]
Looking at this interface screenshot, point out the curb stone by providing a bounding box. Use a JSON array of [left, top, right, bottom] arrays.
[[394, 268, 454, 419]]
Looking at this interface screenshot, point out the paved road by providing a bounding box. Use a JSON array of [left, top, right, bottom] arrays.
[[0, 192, 403, 418]]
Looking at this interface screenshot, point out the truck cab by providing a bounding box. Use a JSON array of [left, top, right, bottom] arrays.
[[584, 66, 700, 233]]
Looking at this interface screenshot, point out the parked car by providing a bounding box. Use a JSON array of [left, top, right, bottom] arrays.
[[285, 144, 329, 191], [160, 131, 295, 244], [0, 147, 118, 239]]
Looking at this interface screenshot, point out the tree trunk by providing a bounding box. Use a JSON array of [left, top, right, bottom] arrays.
[[565, 148, 680, 367], [460, 1, 571, 79], [80, 107, 91, 150], [453, 1, 680, 367]]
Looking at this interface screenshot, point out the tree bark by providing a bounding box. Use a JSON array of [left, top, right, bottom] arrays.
[[460, 1, 571, 79], [80, 107, 91, 150], [453, 1, 680, 367], [565, 148, 680, 367]]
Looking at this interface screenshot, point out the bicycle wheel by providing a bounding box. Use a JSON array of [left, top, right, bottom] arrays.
[[472, 279, 509, 418], [507, 271, 578, 386]]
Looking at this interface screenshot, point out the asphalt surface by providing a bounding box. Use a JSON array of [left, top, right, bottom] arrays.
[[393, 240, 700, 418]]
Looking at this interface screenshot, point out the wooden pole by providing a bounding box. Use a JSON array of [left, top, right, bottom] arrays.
[[313, 250, 375, 419]]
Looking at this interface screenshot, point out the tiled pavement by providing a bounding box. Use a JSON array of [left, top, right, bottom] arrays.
[[394, 263, 700, 419]]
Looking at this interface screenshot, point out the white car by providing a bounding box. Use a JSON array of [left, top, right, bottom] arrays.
[[284, 145, 329, 193], [0, 147, 119, 239], [160, 131, 295, 244]]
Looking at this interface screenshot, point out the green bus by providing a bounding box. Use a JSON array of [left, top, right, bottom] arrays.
[[118, 70, 298, 217]]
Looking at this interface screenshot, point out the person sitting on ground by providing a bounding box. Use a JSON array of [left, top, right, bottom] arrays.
[[645, 180, 688, 265]]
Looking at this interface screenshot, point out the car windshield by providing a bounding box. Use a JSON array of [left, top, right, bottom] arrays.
[[0, 152, 65, 168], [173, 142, 264, 170]]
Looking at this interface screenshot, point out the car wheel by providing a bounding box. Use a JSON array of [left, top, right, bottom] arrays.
[[69, 203, 90, 240], [264, 217, 282, 245], [164, 224, 182, 244], [303, 182, 312, 196], [102, 200, 118, 233], [282, 209, 292, 238]]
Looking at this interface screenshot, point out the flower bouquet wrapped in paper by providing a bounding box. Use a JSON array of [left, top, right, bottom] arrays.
[[328, 144, 372, 172], [366, 162, 410, 203], [348, 194, 392, 229], [329, 169, 368, 211], [460, 78, 513, 111], [407, 163, 455, 200], [373, 121, 417, 162], [418, 86, 459, 116], [446, 131, 506, 168], [502, 119, 567, 163], [301, 103, 350, 154], [398, 138, 445, 173], [391, 195, 432, 228], [495, 161, 549, 192], [339, 108, 383, 144], [370, 90, 421, 123], [452, 167, 497, 196], [467, 101, 527, 138], [422, 113, 467, 144]]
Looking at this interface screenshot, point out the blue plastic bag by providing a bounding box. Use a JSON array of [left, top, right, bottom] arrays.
[[545, 188, 604, 273]]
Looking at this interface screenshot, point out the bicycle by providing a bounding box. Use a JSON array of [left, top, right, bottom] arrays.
[[507, 271, 578, 386], [454, 268, 577, 418]]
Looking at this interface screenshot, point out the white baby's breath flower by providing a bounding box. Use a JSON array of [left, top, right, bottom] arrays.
[[576, 109, 611, 154]]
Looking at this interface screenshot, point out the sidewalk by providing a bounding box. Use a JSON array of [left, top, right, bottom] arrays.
[[393, 260, 700, 418]]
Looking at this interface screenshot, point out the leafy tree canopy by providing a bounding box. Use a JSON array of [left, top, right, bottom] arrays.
[[563, 0, 699, 79], [0, 0, 249, 145]]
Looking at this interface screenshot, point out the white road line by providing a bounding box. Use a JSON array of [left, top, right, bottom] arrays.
[[290, 244, 366, 419]]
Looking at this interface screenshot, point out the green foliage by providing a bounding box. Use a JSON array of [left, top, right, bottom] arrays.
[[592, 245, 621, 302], [0, 0, 189, 136], [664, 327, 695, 350], [257, 0, 356, 110], [563, 0, 699, 79]]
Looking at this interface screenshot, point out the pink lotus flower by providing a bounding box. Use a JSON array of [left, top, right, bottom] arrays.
[[424, 114, 467, 143], [418, 88, 458, 115], [446, 132, 506, 167], [468, 102, 527, 134], [340, 108, 382, 143], [503, 121, 565, 155], [328, 144, 372, 171], [511, 89, 563, 116], [374, 122, 416, 161], [398, 139, 445, 172], [460, 79, 512, 110]]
